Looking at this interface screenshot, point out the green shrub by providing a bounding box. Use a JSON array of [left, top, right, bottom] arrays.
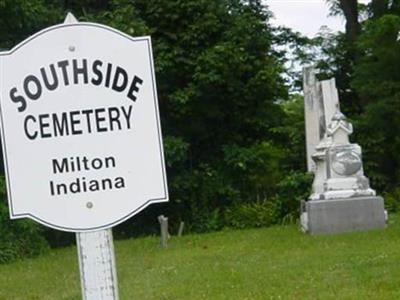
[[0, 177, 49, 264], [189, 208, 223, 233], [384, 187, 400, 213], [224, 200, 276, 229], [272, 171, 313, 223]]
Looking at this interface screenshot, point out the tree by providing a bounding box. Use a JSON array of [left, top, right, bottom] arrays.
[[338, 0, 361, 44], [0, 0, 62, 49], [122, 0, 288, 231], [351, 14, 400, 191]]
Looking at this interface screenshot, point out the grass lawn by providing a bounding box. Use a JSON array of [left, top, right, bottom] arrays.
[[0, 215, 399, 300]]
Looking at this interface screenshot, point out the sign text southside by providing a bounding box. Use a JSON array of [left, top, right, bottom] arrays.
[[10, 58, 143, 140]]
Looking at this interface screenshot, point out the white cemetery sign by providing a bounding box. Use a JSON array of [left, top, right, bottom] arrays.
[[0, 19, 168, 232]]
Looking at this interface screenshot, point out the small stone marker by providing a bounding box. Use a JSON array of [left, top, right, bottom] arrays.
[[0, 13, 168, 299], [158, 215, 169, 248], [301, 67, 385, 234], [178, 221, 185, 237]]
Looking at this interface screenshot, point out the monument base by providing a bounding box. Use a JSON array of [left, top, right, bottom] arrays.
[[300, 196, 386, 235]]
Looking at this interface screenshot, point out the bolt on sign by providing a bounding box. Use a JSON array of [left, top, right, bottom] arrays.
[[0, 20, 168, 232]]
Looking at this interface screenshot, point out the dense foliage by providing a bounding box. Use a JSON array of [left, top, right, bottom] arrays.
[[0, 177, 48, 263]]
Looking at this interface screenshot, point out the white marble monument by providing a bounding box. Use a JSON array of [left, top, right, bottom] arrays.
[[301, 67, 386, 234]]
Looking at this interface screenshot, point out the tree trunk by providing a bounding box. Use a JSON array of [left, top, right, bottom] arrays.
[[371, 0, 389, 18], [389, 0, 400, 15], [339, 0, 360, 43]]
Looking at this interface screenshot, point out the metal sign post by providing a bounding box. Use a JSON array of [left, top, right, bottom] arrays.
[[77, 229, 119, 299]]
